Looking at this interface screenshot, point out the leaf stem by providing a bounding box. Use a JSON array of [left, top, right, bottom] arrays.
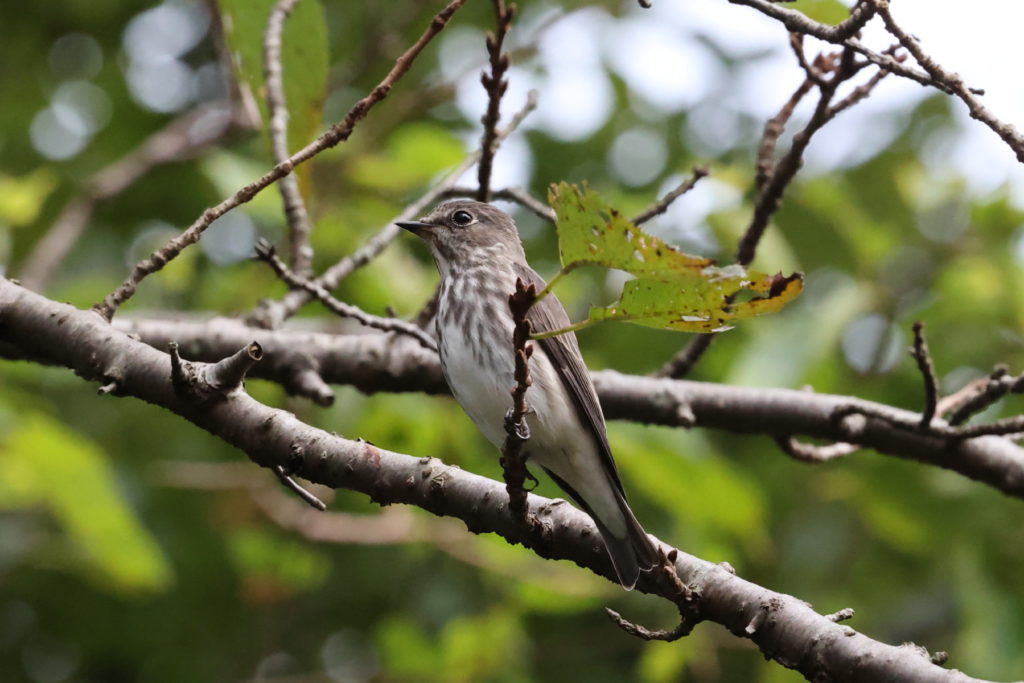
[[530, 317, 597, 340], [533, 262, 583, 304]]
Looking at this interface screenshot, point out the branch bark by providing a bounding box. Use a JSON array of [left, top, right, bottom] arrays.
[[105, 314, 1024, 501]]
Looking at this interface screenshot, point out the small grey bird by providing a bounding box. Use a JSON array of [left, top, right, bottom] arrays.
[[399, 200, 657, 588]]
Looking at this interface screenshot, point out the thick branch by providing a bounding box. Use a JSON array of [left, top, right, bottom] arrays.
[[107, 315, 1024, 501], [0, 278, 989, 682]]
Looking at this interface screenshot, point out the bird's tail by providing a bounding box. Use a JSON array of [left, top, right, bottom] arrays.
[[594, 489, 658, 590], [543, 467, 658, 590]]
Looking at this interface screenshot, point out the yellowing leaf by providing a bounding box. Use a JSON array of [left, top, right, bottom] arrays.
[[590, 270, 804, 332], [0, 414, 173, 593], [546, 182, 804, 334]]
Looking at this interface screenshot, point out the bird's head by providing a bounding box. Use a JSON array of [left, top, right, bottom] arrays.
[[398, 200, 524, 273]]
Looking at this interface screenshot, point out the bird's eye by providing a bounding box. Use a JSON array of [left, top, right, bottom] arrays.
[[451, 210, 473, 226]]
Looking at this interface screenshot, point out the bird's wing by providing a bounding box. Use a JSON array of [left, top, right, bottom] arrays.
[[511, 262, 626, 496]]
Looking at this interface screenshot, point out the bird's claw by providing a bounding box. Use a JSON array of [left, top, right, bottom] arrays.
[[504, 408, 531, 441]]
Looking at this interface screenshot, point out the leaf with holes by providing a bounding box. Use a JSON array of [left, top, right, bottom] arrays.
[[588, 270, 805, 333], [545, 182, 804, 334], [549, 181, 713, 278]]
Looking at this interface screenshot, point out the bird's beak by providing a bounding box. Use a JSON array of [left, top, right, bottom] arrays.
[[396, 220, 434, 236]]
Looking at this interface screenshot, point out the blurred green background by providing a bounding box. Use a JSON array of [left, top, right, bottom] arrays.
[[2, 0, 1024, 681]]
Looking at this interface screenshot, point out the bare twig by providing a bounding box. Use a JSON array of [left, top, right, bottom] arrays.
[[867, 0, 1024, 163], [728, 0, 876, 42], [631, 166, 710, 225], [833, 404, 1024, 441], [19, 102, 244, 292], [501, 278, 537, 524], [274, 464, 327, 511], [737, 48, 864, 265], [945, 366, 1024, 426], [789, 33, 826, 86], [254, 240, 437, 351], [910, 321, 939, 429], [476, 0, 516, 202], [250, 91, 540, 329], [661, 48, 872, 380], [93, 0, 467, 321], [654, 334, 714, 379], [263, 0, 315, 274], [607, 549, 700, 642]]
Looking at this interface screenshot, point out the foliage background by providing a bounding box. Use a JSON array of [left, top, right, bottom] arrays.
[[1, 0, 1023, 681]]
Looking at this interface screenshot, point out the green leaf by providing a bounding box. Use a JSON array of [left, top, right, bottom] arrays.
[[549, 181, 713, 278], [0, 413, 173, 593], [547, 182, 804, 333], [217, 0, 328, 157]]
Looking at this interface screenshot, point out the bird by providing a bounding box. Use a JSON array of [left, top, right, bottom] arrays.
[[398, 200, 658, 588]]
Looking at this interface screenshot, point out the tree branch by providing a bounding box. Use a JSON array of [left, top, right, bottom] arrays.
[[92, 0, 467, 321], [104, 314, 1024, 501], [476, 0, 515, 202], [263, 0, 315, 274], [0, 277, 991, 682], [248, 91, 539, 329], [254, 240, 437, 351]]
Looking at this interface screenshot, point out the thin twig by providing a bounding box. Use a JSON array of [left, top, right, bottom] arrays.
[[789, 33, 826, 86], [263, 0, 315, 274], [867, 0, 1024, 163], [19, 102, 245, 292], [833, 404, 1024, 441], [93, 0, 468, 321], [755, 74, 813, 190], [476, 0, 515, 202], [945, 366, 1024, 426], [910, 321, 939, 429], [631, 166, 710, 225], [250, 91, 540, 328], [654, 334, 715, 379], [500, 278, 537, 524], [273, 465, 327, 511], [736, 48, 858, 265], [607, 549, 700, 642], [254, 240, 437, 350], [728, 0, 876, 42]]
